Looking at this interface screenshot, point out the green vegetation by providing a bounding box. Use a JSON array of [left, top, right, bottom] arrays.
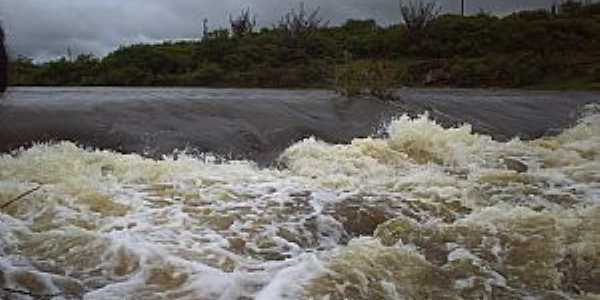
[[9, 1, 600, 90], [334, 56, 397, 99]]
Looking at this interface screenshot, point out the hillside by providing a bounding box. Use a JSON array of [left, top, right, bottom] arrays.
[[9, 1, 600, 90]]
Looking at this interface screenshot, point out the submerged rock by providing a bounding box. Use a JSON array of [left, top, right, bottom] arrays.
[[375, 216, 456, 266], [503, 157, 529, 173], [11, 270, 49, 296], [145, 263, 189, 289], [206, 214, 237, 231], [78, 192, 130, 217], [106, 246, 141, 278], [227, 237, 247, 255], [326, 196, 394, 238], [51, 275, 85, 299], [545, 193, 578, 208], [327, 194, 472, 241]]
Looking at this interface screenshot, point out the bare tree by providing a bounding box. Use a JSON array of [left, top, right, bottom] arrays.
[[399, 0, 440, 41], [230, 8, 256, 38], [201, 18, 209, 41], [276, 3, 328, 41]]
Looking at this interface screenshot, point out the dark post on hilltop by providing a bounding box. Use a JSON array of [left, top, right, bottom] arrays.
[[0, 25, 7, 92]]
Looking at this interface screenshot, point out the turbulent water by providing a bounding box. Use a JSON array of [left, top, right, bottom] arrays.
[[1, 102, 600, 299], [2, 87, 598, 162]]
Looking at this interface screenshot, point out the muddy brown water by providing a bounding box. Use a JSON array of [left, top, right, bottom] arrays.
[[1, 87, 600, 299]]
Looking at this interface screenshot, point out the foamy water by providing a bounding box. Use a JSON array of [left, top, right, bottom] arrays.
[[1, 105, 599, 299]]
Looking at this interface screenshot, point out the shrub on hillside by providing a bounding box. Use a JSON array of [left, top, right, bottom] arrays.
[[334, 58, 396, 99]]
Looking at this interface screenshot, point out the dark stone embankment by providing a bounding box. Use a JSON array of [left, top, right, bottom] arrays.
[[0, 87, 598, 164]]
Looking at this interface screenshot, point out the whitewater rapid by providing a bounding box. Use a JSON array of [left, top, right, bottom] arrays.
[[1, 105, 599, 299]]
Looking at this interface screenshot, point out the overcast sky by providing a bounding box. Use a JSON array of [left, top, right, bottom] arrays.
[[0, 0, 558, 60]]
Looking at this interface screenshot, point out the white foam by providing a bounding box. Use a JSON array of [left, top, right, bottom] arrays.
[[0, 111, 598, 299]]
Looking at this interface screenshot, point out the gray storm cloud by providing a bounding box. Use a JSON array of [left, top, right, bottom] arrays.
[[0, 0, 556, 60]]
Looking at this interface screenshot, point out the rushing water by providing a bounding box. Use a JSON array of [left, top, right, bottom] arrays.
[[2, 87, 598, 161], [0, 89, 600, 299]]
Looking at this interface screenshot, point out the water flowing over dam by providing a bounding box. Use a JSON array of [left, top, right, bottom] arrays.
[[1, 87, 597, 163], [0, 87, 599, 299]]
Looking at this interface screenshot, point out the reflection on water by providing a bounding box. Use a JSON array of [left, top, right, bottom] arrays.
[[0, 103, 599, 299]]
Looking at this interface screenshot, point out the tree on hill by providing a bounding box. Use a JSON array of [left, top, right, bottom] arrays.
[[276, 3, 328, 43], [399, 0, 441, 43], [230, 8, 256, 38]]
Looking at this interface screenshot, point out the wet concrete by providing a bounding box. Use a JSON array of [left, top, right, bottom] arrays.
[[0, 87, 598, 164]]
